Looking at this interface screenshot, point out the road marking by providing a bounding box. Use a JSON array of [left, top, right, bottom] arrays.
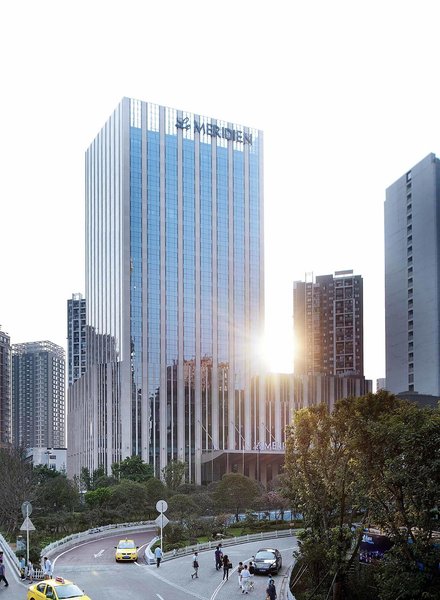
[[146, 566, 207, 600], [94, 549, 105, 558], [156, 595, 165, 600]]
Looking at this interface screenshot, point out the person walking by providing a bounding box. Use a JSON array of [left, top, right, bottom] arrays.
[[266, 578, 277, 600], [222, 554, 231, 580], [0, 560, 9, 587], [240, 564, 251, 594], [214, 545, 223, 570], [43, 556, 53, 579], [155, 546, 163, 568], [27, 559, 34, 583], [191, 551, 199, 579], [237, 561, 244, 588]]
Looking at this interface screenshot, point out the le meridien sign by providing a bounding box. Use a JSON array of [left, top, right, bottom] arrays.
[[254, 441, 285, 451], [176, 117, 253, 145]]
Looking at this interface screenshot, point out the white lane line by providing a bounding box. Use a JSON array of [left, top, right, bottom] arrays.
[[93, 549, 105, 558], [146, 566, 207, 600], [156, 595, 165, 600]]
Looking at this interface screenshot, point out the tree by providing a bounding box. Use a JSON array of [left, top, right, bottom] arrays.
[[84, 487, 111, 509], [167, 494, 199, 523], [0, 447, 34, 535], [282, 401, 365, 597], [145, 478, 167, 518], [106, 479, 149, 520], [111, 455, 154, 483], [282, 391, 440, 600], [162, 460, 186, 491], [213, 473, 260, 521]]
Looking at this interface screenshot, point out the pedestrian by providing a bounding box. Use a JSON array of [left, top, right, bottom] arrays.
[[237, 561, 244, 588], [222, 554, 231, 580], [154, 546, 163, 568], [27, 559, 34, 582], [0, 560, 9, 587], [215, 545, 223, 570], [191, 551, 199, 579], [43, 556, 53, 579], [248, 560, 255, 575], [266, 578, 277, 600], [19, 556, 26, 579], [241, 564, 251, 594]]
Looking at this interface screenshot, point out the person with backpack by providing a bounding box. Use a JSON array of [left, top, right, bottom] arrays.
[[222, 554, 232, 580]]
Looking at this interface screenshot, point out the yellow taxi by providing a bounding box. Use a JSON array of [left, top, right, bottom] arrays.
[[27, 576, 91, 599], [114, 538, 139, 562]]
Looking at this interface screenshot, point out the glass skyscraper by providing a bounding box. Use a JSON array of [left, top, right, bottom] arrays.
[[68, 98, 264, 483]]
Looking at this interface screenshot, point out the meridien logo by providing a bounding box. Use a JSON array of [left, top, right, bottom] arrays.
[[175, 118, 253, 145]]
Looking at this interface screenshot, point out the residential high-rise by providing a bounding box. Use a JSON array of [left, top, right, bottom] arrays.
[[385, 153, 440, 396], [293, 271, 364, 377], [68, 98, 264, 483], [0, 329, 12, 447], [67, 293, 87, 385], [12, 341, 65, 448]]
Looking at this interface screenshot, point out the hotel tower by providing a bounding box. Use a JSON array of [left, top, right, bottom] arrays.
[[68, 98, 264, 483]]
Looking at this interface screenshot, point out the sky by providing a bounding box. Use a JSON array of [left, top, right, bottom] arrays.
[[1, 0, 440, 385]]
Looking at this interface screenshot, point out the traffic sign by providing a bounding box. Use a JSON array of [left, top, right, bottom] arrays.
[[20, 516, 36, 532], [21, 501, 33, 518], [156, 499, 168, 513], [155, 514, 169, 528]]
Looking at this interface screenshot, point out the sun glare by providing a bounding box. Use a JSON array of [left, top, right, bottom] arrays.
[[259, 330, 294, 374]]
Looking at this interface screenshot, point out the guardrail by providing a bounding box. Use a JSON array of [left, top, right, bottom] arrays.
[[146, 528, 297, 563], [41, 520, 156, 558], [0, 532, 21, 575]]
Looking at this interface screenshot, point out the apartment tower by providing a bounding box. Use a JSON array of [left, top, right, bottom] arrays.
[[385, 153, 440, 396], [12, 341, 65, 448], [293, 271, 364, 377]]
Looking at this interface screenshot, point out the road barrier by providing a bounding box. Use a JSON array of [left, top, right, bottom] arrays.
[[145, 528, 297, 563], [41, 520, 156, 559]]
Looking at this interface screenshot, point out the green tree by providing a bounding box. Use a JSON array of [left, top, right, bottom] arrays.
[[145, 477, 167, 517], [213, 473, 260, 521], [111, 455, 154, 483], [282, 391, 440, 600], [167, 493, 199, 523], [80, 467, 92, 491], [34, 470, 80, 513], [106, 479, 149, 520], [84, 487, 111, 509], [162, 460, 186, 490], [0, 447, 33, 535]]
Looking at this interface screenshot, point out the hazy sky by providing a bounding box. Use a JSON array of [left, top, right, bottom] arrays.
[[1, 0, 440, 383]]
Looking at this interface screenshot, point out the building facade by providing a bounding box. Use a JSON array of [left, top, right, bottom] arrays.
[[12, 341, 65, 449], [68, 98, 264, 483], [0, 329, 12, 447], [293, 271, 364, 377], [67, 293, 87, 385], [25, 447, 67, 472], [385, 153, 440, 396]]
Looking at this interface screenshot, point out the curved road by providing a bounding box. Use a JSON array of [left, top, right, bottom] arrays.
[[46, 533, 298, 600]]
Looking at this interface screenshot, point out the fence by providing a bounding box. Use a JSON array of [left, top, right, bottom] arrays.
[[145, 528, 297, 564], [40, 520, 156, 558]]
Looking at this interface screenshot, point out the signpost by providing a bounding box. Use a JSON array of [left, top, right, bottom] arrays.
[[20, 501, 35, 568], [155, 499, 169, 552]]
